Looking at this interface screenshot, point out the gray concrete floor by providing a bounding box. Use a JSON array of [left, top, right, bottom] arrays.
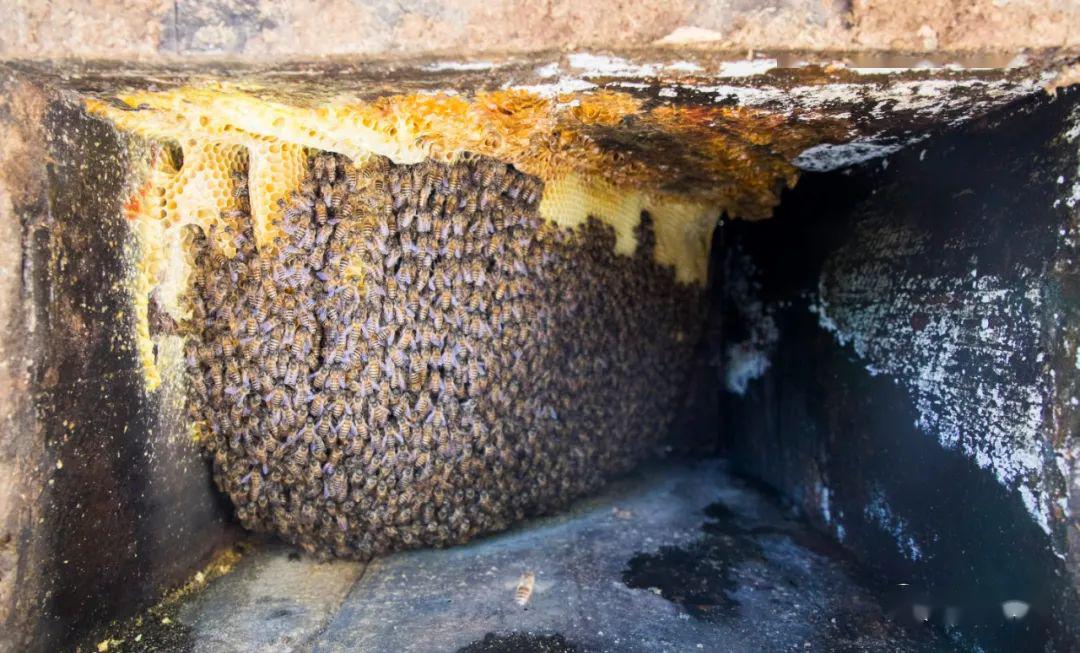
[[166, 459, 952, 652]]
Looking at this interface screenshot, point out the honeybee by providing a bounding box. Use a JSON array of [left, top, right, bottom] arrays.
[[415, 422, 434, 448], [290, 331, 308, 358], [232, 175, 250, 199], [407, 354, 425, 390], [397, 328, 415, 351], [447, 166, 464, 194], [248, 470, 263, 502], [417, 175, 436, 208], [443, 376, 458, 399], [303, 462, 323, 488], [414, 392, 432, 418], [328, 369, 346, 392], [327, 396, 346, 421], [467, 359, 482, 384], [313, 202, 328, 225], [312, 155, 328, 181], [310, 430, 328, 457], [448, 240, 465, 259], [299, 503, 317, 527], [221, 334, 239, 357], [462, 190, 481, 215], [189, 372, 208, 398], [522, 179, 542, 205], [283, 361, 300, 387], [478, 162, 499, 188], [372, 403, 389, 426], [416, 209, 434, 234]]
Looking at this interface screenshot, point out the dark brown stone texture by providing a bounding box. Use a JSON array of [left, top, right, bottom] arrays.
[[0, 82, 237, 652]]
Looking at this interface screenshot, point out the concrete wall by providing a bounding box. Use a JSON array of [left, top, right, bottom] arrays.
[[0, 76, 50, 653], [719, 89, 1080, 650], [0, 0, 1077, 59], [0, 79, 236, 652]]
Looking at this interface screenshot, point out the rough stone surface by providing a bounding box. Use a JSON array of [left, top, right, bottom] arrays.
[[151, 459, 950, 653], [0, 75, 50, 653], [0, 0, 1078, 58], [176, 547, 361, 652], [719, 89, 1080, 651], [0, 84, 239, 652]]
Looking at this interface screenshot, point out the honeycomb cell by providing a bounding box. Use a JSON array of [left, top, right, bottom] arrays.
[[248, 140, 309, 251]]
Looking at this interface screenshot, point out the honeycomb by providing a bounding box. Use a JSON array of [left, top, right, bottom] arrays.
[[88, 84, 838, 387], [538, 174, 717, 284], [124, 141, 249, 387], [185, 153, 704, 558], [86, 83, 826, 251]]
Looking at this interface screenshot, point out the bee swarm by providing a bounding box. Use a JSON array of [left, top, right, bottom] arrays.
[[184, 153, 705, 558]]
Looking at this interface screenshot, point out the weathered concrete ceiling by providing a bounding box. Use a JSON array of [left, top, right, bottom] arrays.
[[10, 49, 1073, 175]]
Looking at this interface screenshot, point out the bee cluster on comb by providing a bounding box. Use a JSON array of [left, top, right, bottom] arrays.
[[183, 152, 706, 558]]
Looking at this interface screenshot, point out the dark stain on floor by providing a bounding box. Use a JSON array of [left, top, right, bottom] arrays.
[[456, 632, 585, 653], [621, 500, 764, 621]]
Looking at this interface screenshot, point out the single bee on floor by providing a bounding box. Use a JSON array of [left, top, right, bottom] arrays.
[[514, 571, 535, 607]]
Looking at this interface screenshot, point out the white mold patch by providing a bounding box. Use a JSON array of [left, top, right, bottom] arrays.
[[565, 53, 714, 79], [723, 250, 778, 395], [511, 78, 598, 97], [567, 53, 662, 78], [534, 63, 560, 78], [865, 487, 924, 561], [695, 78, 1044, 125], [794, 139, 909, 172], [811, 216, 1059, 536], [421, 61, 497, 72], [716, 59, 777, 78], [819, 485, 832, 523], [725, 336, 775, 395], [1065, 106, 1080, 210], [818, 484, 847, 541]]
